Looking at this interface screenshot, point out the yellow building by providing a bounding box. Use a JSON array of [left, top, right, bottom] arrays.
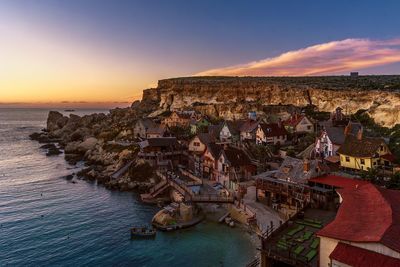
[[337, 133, 392, 171]]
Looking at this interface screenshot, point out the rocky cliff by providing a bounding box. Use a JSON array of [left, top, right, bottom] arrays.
[[142, 76, 400, 127]]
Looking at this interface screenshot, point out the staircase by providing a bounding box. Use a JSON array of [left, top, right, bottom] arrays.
[[140, 180, 169, 202], [111, 159, 136, 180]]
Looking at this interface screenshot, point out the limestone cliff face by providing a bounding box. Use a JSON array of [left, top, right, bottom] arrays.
[[142, 76, 400, 127]]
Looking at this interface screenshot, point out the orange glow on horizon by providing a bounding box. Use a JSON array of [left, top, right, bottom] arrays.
[[0, 16, 154, 105]]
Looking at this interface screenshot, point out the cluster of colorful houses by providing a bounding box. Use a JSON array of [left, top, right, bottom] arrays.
[[132, 107, 400, 267]]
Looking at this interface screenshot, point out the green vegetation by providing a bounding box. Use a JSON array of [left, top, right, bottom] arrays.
[[352, 110, 400, 164], [247, 143, 272, 163], [296, 133, 316, 152], [294, 245, 305, 255], [163, 75, 400, 91], [387, 173, 400, 189], [304, 105, 331, 121], [306, 249, 317, 262], [128, 162, 157, 182], [287, 225, 305, 236], [296, 220, 323, 229], [310, 238, 320, 249], [169, 126, 193, 139]]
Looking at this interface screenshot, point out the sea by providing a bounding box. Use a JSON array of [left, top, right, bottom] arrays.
[[0, 108, 256, 267]]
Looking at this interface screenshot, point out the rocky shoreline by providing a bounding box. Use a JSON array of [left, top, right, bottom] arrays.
[[30, 107, 160, 193]]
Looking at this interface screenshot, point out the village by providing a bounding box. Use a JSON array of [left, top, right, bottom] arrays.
[[122, 105, 400, 267]]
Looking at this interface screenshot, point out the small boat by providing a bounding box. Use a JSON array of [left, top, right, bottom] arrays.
[[64, 109, 75, 112], [130, 226, 156, 239]]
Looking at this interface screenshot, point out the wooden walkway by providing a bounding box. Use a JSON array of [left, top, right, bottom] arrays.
[[111, 160, 135, 180], [142, 171, 234, 204]]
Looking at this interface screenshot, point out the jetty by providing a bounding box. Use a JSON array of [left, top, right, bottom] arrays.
[[141, 170, 235, 204]]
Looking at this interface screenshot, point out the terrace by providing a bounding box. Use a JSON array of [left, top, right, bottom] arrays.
[[261, 208, 336, 267]]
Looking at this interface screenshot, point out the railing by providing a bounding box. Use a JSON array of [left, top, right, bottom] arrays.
[[191, 194, 234, 203], [246, 258, 260, 267], [264, 244, 310, 267], [138, 151, 183, 157], [234, 200, 257, 218], [149, 180, 168, 195], [179, 169, 203, 184]]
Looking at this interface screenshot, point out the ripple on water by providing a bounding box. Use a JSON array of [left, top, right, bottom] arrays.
[[0, 109, 256, 267]]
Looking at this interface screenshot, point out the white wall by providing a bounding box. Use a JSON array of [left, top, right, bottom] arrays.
[[188, 136, 206, 152], [296, 117, 314, 133], [319, 236, 400, 267]]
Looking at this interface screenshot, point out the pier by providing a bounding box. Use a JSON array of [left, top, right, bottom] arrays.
[[141, 170, 235, 204]]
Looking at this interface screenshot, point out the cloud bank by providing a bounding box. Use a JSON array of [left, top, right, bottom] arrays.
[[196, 38, 400, 76]]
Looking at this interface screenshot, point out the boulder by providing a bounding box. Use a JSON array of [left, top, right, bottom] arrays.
[[44, 143, 62, 156], [29, 132, 52, 143], [77, 137, 98, 153], [47, 111, 68, 132], [64, 141, 81, 154], [64, 153, 83, 165]]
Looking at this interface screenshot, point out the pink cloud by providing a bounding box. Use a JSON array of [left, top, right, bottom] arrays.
[[196, 38, 400, 76]]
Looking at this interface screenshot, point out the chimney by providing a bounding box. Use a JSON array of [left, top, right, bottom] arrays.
[[336, 107, 343, 121], [357, 127, 363, 140], [344, 122, 351, 135], [303, 159, 310, 172]]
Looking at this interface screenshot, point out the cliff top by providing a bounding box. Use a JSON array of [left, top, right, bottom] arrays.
[[158, 75, 400, 91]]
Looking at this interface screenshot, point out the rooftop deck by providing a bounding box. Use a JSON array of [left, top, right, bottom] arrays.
[[261, 208, 336, 267]]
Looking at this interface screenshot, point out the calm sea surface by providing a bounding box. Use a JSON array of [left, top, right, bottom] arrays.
[[0, 108, 256, 267]]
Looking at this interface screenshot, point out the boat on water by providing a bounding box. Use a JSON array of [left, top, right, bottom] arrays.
[[64, 109, 75, 112], [130, 226, 156, 239]]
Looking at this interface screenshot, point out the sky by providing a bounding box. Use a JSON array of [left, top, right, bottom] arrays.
[[1, 0, 400, 108]]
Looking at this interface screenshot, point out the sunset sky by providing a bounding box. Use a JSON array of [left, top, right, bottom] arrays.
[[1, 1, 400, 108]]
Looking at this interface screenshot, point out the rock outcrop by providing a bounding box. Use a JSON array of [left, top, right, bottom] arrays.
[[142, 76, 400, 127], [31, 104, 159, 192], [46, 111, 69, 132]]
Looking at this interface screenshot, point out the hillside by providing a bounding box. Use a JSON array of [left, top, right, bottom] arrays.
[[140, 75, 400, 127]]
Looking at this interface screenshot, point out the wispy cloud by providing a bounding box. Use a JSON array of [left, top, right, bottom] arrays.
[[196, 38, 400, 76]]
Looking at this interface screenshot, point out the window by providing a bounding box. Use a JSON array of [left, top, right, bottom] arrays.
[[307, 125, 311, 130], [345, 156, 350, 162], [194, 142, 200, 147], [360, 159, 365, 165]]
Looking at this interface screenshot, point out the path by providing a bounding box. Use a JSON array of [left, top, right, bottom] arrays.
[[243, 186, 282, 232]]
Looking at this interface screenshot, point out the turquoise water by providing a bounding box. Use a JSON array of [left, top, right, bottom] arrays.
[[0, 109, 256, 267]]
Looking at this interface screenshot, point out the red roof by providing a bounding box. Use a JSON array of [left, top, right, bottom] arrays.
[[309, 174, 369, 190], [330, 243, 400, 267], [259, 123, 288, 137], [283, 114, 306, 127], [381, 153, 396, 162], [239, 119, 259, 133], [318, 183, 400, 253]]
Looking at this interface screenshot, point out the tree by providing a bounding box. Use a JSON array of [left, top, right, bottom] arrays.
[[360, 168, 379, 183], [387, 172, 400, 189]]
